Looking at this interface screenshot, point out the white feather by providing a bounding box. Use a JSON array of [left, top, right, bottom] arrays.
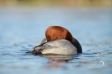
[[41, 39, 77, 55]]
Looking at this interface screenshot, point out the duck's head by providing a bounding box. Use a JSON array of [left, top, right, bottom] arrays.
[[45, 26, 75, 43]]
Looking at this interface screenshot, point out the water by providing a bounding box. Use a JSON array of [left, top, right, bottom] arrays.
[[0, 7, 112, 74]]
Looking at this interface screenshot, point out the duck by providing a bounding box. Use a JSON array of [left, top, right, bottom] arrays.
[[32, 26, 82, 55]]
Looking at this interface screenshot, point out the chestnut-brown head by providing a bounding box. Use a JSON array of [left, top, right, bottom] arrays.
[[45, 26, 75, 43]]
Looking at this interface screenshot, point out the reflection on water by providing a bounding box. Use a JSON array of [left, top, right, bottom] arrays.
[[43, 54, 74, 69], [43, 54, 74, 61], [0, 7, 112, 74]]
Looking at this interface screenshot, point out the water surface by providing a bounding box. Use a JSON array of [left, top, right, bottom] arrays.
[[0, 7, 112, 74]]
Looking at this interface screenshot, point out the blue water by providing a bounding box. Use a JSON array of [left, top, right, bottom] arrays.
[[0, 7, 112, 74]]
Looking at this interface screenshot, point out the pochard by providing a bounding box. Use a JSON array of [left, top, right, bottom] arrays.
[[32, 26, 82, 55]]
